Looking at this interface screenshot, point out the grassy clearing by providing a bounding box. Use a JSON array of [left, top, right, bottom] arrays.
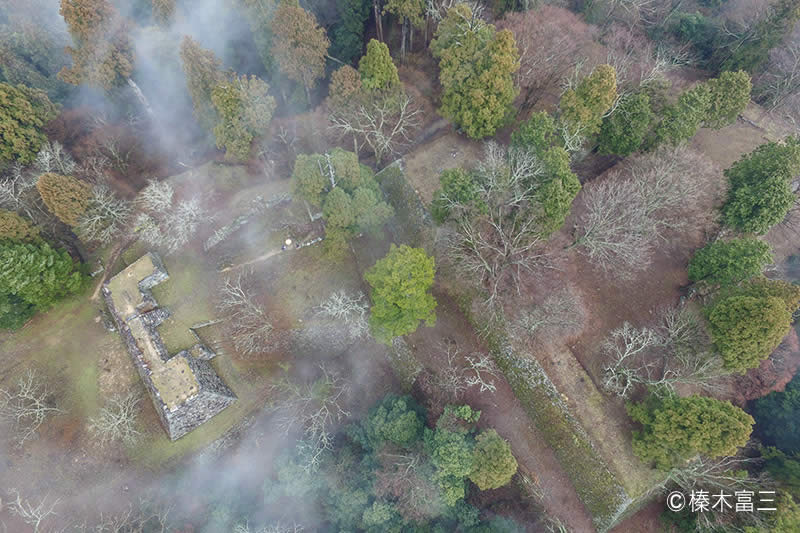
[[151, 250, 216, 353], [271, 244, 364, 320], [0, 289, 108, 424]]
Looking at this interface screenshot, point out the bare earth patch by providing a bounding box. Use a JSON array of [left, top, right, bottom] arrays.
[[402, 132, 483, 204]]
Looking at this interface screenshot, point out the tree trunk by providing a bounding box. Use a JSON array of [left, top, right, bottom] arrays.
[[409, 23, 414, 55], [127, 78, 153, 116], [374, 1, 384, 42], [303, 82, 311, 107], [400, 18, 408, 62]]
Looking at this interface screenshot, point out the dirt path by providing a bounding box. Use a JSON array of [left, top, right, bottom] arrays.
[[218, 239, 324, 273], [90, 238, 134, 300], [407, 292, 597, 532]]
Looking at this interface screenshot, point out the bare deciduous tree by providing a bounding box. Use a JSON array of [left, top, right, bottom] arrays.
[[649, 452, 771, 532], [0, 164, 54, 228], [0, 369, 61, 446], [329, 91, 422, 165], [33, 141, 77, 176], [464, 353, 500, 394], [317, 290, 369, 339], [498, 6, 596, 110], [218, 276, 276, 356], [602, 307, 727, 398], [88, 392, 141, 448], [73, 498, 172, 533], [133, 180, 208, 253], [77, 185, 133, 244], [234, 523, 304, 533], [270, 367, 350, 472], [572, 147, 714, 277], [136, 179, 174, 214], [426, 342, 498, 403], [6, 489, 60, 533], [511, 288, 584, 343], [442, 142, 555, 309]]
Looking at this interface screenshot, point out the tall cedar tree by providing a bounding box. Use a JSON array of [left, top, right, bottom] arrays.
[[382, 0, 425, 61], [559, 64, 617, 136], [0, 209, 38, 241], [652, 83, 711, 147], [241, 0, 277, 74], [36, 172, 92, 227], [0, 240, 85, 310], [270, 3, 330, 103], [722, 136, 800, 234], [703, 70, 752, 128], [510, 112, 582, 235], [707, 278, 800, 372], [598, 92, 654, 156], [0, 82, 59, 164], [365, 244, 436, 344], [431, 4, 519, 139], [754, 374, 800, 454], [59, 0, 134, 90], [688, 237, 773, 286], [332, 0, 370, 65], [0, 0, 73, 103], [0, 292, 35, 330], [628, 393, 754, 470], [328, 65, 363, 110], [179, 36, 224, 132], [719, 0, 800, 74], [211, 75, 276, 161], [151, 0, 176, 26], [358, 39, 399, 91]]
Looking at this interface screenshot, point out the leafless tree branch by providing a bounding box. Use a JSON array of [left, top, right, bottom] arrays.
[[0, 369, 61, 447]]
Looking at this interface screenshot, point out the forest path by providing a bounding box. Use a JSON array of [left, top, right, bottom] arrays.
[[406, 291, 598, 532]]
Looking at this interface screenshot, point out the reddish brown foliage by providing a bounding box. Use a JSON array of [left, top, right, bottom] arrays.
[[730, 329, 800, 405], [497, 6, 598, 110]]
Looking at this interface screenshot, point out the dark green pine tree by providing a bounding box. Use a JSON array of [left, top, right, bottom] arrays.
[[331, 0, 370, 65]]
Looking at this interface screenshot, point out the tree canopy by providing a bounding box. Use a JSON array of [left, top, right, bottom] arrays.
[[688, 237, 773, 286], [628, 393, 754, 470], [36, 172, 92, 227], [719, 0, 800, 74], [0, 240, 85, 311], [211, 75, 276, 161], [598, 92, 654, 156], [431, 4, 519, 139], [291, 149, 393, 254], [703, 70, 752, 128], [359, 39, 399, 91], [331, 0, 369, 65], [652, 83, 710, 146], [469, 429, 518, 490], [180, 36, 224, 132], [365, 244, 436, 344], [59, 0, 134, 89], [559, 64, 617, 136], [0, 209, 38, 242], [0, 82, 59, 165], [270, 3, 330, 100], [706, 278, 800, 372], [754, 374, 800, 454], [722, 137, 800, 234]]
